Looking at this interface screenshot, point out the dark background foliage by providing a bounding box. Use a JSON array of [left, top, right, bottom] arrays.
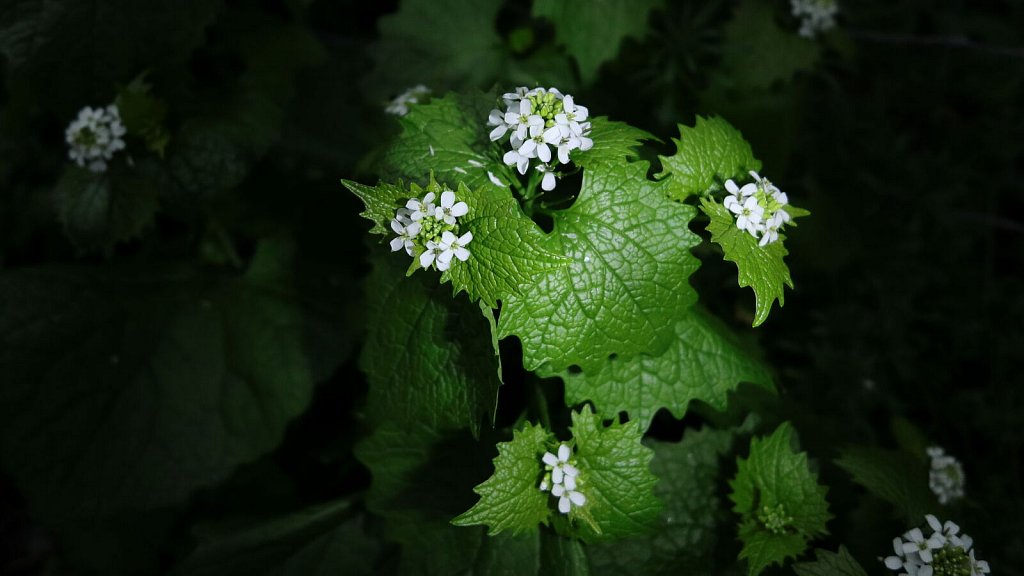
[[1, 0, 1021, 574]]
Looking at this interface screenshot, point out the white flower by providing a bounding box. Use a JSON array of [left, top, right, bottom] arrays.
[[902, 528, 943, 563], [503, 149, 531, 175], [385, 85, 430, 116], [969, 550, 990, 575], [434, 190, 469, 225], [389, 212, 421, 255], [65, 104, 127, 173], [406, 191, 437, 221], [505, 99, 543, 141], [927, 446, 965, 505], [519, 124, 553, 163], [437, 230, 472, 270], [419, 239, 443, 269], [791, 0, 838, 38], [723, 172, 793, 245], [730, 196, 764, 237]]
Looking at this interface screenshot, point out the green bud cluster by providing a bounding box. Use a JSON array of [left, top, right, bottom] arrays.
[[526, 92, 565, 129], [418, 210, 460, 246], [757, 503, 794, 535], [930, 546, 971, 576]]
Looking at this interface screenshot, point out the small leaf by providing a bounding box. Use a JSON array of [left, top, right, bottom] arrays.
[[116, 73, 171, 156], [532, 0, 663, 84], [793, 546, 869, 576], [658, 116, 761, 201], [574, 117, 655, 170], [834, 446, 936, 524], [730, 422, 831, 575], [552, 306, 774, 429], [498, 149, 701, 372], [453, 424, 554, 535], [569, 406, 662, 541], [701, 196, 808, 326]]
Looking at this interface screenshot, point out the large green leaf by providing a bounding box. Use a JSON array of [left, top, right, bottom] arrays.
[[552, 306, 773, 428], [569, 406, 662, 541], [588, 426, 739, 575], [453, 424, 555, 535], [658, 116, 761, 201], [0, 240, 352, 525], [720, 0, 820, 89], [359, 249, 502, 436], [498, 150, 701, 373], [532, 0, 663, 84], [834, 446, 937, 524], [701, 196, 808, 327], [364, 0, 503, 99], [729, 423, 831, 575], [381, 93, 511, 194], [171, 500, 381, 576], [53, 164, 159, 253]]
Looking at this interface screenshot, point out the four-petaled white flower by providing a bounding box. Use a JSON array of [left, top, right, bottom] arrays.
[[882, 515, 990, 576], [435, 190, 469, 225], [437, 230, 473, 270], [488, 86, 593, 192], [65, 104, 128, 173], [536, 163, 557, 191], [390, 209, 422, 256], [407, 191, 437, 221], [540, 443, 587, 515]]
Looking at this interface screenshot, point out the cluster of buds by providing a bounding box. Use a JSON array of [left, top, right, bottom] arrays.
[[390, 189, 473, 272], [790, 0, 838, 38], [723, 171, 793, 246], [487, 87, 593, 192], [65, 105, 127, 173], [539, 443, 586, 514]]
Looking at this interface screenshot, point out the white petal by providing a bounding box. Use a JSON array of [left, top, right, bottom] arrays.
[[558, 496, 570, 514], [419, 250, 435, 268], [390, 237, 404, 252], [516, 155, 529, 175], [440, 190, 456, 209], [551, 484, 565, 497], [454, 246, 470, 261], [542, 171, 556, 191], [520, 139, 537, 158], [391, 219, 405, 234], [422, 192, 435, 205], [725, 179, 740, 194], [557, 145, 571, 164], [505, 111, 521, 125], [440, 230, 458, 245], [573, 105, 588, 121], [503, 150, 520, 167], [578, 136, 593, 151], [925, 515, 942, 533], [539, 479, 549, 491], [563, 94, 574, 111], [543, 126, 562, 144], [558, 444, 571, 462], [518, 99, 532, 116], [436, 256, 451, 271], [489, 124, 508, 141], [552, 467, 564, 485], [542, 452, 559, 467], [450, 201, 469, 217], [563, 474, 576, 490], [561, 464, 578, 477], [884, 556, 904, 569], [458, 231, 473, 245], [537, 143, 551, 163], [568, 491, 586, 506], [740, 183, 758, 197]]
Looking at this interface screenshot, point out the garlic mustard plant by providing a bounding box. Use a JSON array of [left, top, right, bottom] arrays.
[[487, 86, 592, 192], [927, 446, 966, 505], [883, 515, 990, 576], [790, 0, 838, 38], [65, 104, 127, 173]]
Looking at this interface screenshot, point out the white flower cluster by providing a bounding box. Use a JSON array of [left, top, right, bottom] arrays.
[[390, 189, 473, 272], [539, 443, 586, 514], [723, 171, 792, 246], [883, 515, 989, 576], [487, 87, 593, 192], [791, 0, 838, 38], [927, 446, 965, 505], [65, 105, 127, 173], [385, 85, 430, 117]]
